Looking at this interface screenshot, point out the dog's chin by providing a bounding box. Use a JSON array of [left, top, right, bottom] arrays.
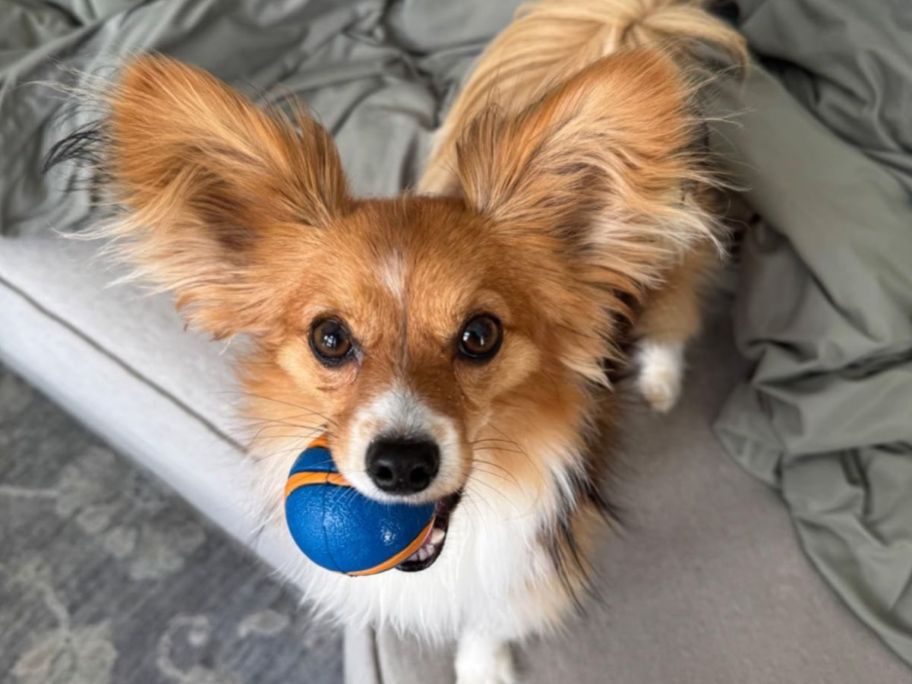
[[396, 491, 462, 573]]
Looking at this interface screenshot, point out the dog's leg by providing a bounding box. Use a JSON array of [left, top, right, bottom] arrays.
[[634, 240, 718, 413], [455, 630, 516, 684], [635, 338, 686, 413]]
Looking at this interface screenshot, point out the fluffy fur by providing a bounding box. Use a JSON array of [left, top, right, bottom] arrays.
[[46, 1, 746, 681]]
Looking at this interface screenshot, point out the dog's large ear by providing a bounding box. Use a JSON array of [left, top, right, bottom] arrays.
[[99, 56, 349, 338], [455, 49, 715, 309]]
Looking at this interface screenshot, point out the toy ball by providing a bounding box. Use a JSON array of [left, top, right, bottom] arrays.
[[284, 435, 436, 576]]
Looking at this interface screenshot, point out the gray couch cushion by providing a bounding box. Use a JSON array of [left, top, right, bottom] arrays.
[[345, 302, 907, 683], [0, 230, 265, 550]]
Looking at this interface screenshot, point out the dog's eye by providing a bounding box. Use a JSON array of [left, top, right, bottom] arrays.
[[310, 318, 354, 366], [457, 314, 502, 362]]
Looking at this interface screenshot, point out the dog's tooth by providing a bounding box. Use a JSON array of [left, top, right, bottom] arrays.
[[430, 528, 445, 545]]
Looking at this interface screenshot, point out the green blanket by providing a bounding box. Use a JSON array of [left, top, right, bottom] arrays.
[[2, 0, 911, 668], [0, 0, 517, 235], [713, 0, 912, 666]]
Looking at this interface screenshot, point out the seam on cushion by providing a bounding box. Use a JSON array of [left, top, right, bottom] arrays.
[[0, 273, 245, 452]]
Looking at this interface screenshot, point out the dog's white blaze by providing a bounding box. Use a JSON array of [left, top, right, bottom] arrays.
[[378, 251, 406, 303], [343, 385, 463, 503]]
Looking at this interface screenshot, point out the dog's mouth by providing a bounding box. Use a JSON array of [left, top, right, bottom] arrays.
[[396, 491, 461, 573]]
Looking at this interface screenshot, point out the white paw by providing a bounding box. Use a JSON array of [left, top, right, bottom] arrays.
[[456, 635, 517, 684], [636, 340, 685, 413]]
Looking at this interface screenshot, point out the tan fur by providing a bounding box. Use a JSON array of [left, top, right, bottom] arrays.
[[74, 0, 746, 667], [635, 235, 718, 342], [421, 0, 746, 195], [420, 0, 746, 607], [105, 56, 349, 339]]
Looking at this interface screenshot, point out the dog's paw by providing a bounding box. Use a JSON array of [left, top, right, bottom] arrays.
[[635, 340, 684, 413], [456, 634, 517, 684], [455, 656, 516, 684]]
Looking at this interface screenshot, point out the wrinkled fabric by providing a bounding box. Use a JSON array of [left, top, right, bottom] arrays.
[[2, 0, 912, 670], [0, 0, 522, 236], [712, 0, 912, 667]]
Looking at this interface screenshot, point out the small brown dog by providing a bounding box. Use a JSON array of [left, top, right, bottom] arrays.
[[49, 1, 745, 681]]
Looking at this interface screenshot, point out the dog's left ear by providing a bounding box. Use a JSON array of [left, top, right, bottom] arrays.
[[455, 49, 713, 305], [98, 56, 350, 338]]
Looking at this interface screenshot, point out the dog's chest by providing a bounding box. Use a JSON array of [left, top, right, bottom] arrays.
[[276, 493, 553, 640]]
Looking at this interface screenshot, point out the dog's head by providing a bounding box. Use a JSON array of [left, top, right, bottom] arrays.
[[55, 52, 709, 570]]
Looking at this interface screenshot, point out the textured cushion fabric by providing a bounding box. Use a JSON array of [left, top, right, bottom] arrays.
[[0, 229, 267, 553], [345, 300, 908, 684], [0, 232, 243, 435]]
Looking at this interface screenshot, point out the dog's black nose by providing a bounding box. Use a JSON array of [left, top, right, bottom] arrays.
[[366, 437, 440, 495]]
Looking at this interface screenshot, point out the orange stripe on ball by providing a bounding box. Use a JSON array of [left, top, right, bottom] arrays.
[[284, 471, 350, 498], [308, 434, 331, 450], [347, 517, 436, 576]]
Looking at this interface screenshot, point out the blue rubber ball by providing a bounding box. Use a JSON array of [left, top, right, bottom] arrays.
[[284, 436, 436, 575]]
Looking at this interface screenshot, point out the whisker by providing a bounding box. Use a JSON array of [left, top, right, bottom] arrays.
[[471, 445, 527, 456], [245, 420, 328, 433], [484, 425, 540, 473], [246, 424, 326, 445], [472, 459, 520, 485], [234, 392, 340, 427], [470, 466, 517, 489], [462, 482, 524, 518]]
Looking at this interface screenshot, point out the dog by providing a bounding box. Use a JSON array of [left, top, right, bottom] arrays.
[[47, 1, 745, 681]]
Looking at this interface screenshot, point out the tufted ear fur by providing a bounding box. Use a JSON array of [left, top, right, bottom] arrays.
[[455, 49, 719, 314], [93, 56, 349, 338]]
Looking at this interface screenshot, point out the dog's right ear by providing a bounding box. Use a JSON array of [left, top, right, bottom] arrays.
[[55, 56, 350, 338], [454, 49, 717, 314]]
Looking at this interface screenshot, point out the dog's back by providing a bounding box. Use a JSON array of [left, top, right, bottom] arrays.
[[420, 0, 746, 195]]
